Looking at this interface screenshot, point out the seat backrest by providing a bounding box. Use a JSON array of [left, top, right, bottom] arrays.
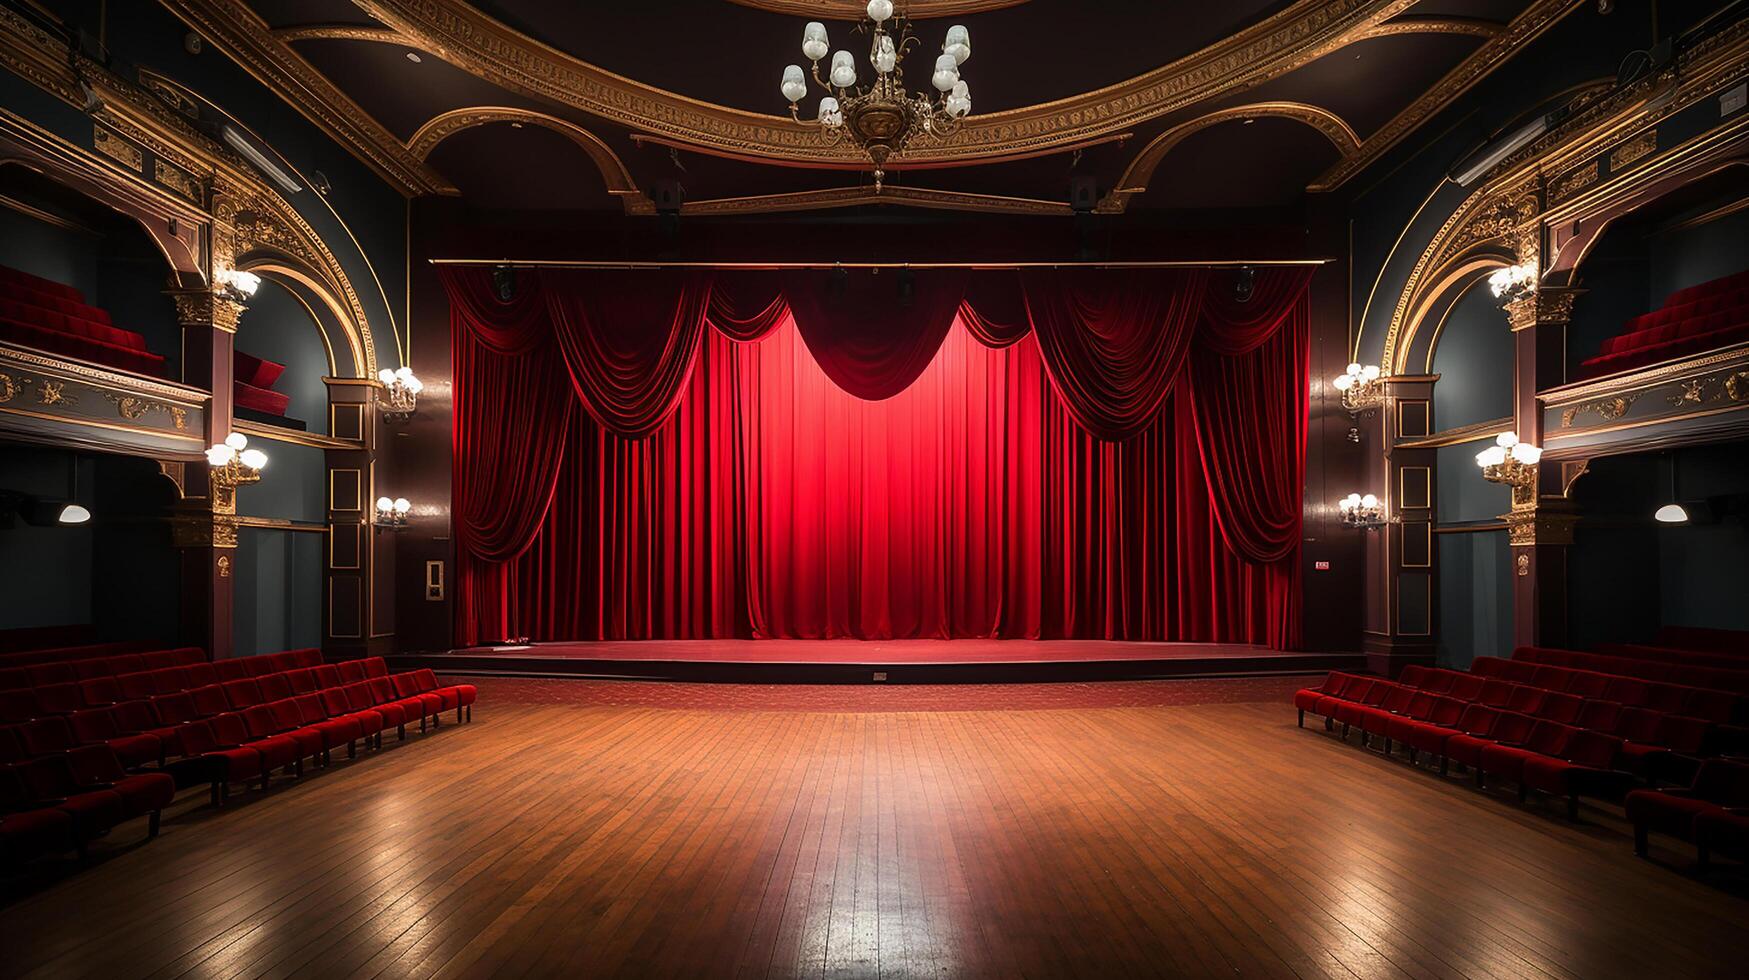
[[63, 743, 126, 785], [1654, 714, 1710, 754], [1574, 699, 1621, 732], [284, 668, 317, 695], [0, 689, 39, 724], [1381, 686, 1415, 714], [208, 712, 250, 747], [139, 650, 184, 671], [153, 691, 198, 725], [1398, 665, 1429, 688], [313, 664, 342, 690], [392, 673, 421, 698], [34, 682, 82, 714], [1615, 706, 1664, 741], [243, 655, 278, 677], [257, 673, 294, 702], [1563, 671, 1611, 699], [1457, 704, 1500, 736], [268, 699, 304, 735], [222, 678, 264, 710], [337, 660, 367, 685], [371, 676, 403, 704], [67, 707, 119, 741], [1602, 677, 1650, 706], [1681, 688, 1737, 724], [1404, 691, 1438, 720], [241, 704, 281, 739], [320, 687, 352, 716], [184, 663, 218, 688], [20, 754, 79, 799], [1447, 674, 1484, 701], [27, 662, 77, 687], [349, 681, 385, 712], [1642, 683, 1691, 715], [20, 716, 75, 754], [116, 670, 158, 701], [213, 659, 254, 682], [363, 658, 389, 679], [1524, 720, 1575, 756], [1692, 760, 1749, 806], [1492, 711, 1536, 744], [1478, 680, 1517, 708], [267, 652, 302, 673], [1528, 665, 1572, 691], [78, 676, 119, 707], [1428, 696, 1466, 726], [1537, 691, 1584, 725], [1564, 730, 1621, 768], [292, 694, 327, 726], [190, 684, 230, 718], [1471, 657, 1510, 679], [1505, 686, 1546, 714]]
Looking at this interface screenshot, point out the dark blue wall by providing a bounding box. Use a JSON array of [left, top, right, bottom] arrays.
[[0, 447, 94, 629], [1430, 283, 1514, 431], [235, 281, 337, 428]]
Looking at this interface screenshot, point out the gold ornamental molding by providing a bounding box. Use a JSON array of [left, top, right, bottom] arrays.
[[1100, 102, 1359, 212], [1311, 0, 1586, 192], [725, 1, 1029, 16], [1352, 17, 1506, 42], [270, 24, 409, 44], [675, 184, 1074, 217], [152, 0, 454, 196], [351, 0, 1418, 167], [406, 107, 648, 212]]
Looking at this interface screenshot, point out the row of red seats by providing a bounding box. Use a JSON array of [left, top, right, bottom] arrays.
[[0, 265, 166, 376], [2, 659, 477, 864], [1653, 625, 1749, 657], [0, 745, 173, 864], [1598, 642, 1749, 672], [234, 350, 292, 417], [1476, 652, 1747, 722], [0, 640, 148, 670], [1578, 268, 1749, 377], [1626, 760, 1749, 868], [0, 646, 209, 695], [1296, 672, 1640, 818], [1515, 645, 1749, 696]]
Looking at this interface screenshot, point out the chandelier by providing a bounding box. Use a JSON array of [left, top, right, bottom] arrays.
[[779, 1, 973, 190]]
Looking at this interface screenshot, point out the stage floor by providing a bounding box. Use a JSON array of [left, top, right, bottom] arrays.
[[406, 639, 1362, 684]]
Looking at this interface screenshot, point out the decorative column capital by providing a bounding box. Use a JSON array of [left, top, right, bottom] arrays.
[[167, 290, 246, 333], [1501, 497, 1579, 546], [1505, 287, 1583, 333]]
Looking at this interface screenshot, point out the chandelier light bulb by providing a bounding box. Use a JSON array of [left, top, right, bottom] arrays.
[[239, 448, 267, 470], [818, 96, 842, 126], [1496, 431, 1518, 448], [1360, 494, 1378, 509], [1331, 373, 1353, 391], [1361, 365, 1380, 381], [873, 35, 896, 74], [829, 50, 856, 88], [944, 25, 971, 64], [225, 432, 248, 451], [377, 496, 394, 514], [781, 64, 807, 102], [801, 21, 829, 61], [866, 0, 893, 23], [1510, 443, 1542, 465], [1345, 362, 1362, 376], [1475, 445, 1507, 468], [948, 79, 971, 116], [378, 368, 395, 384], [393, 497, 411, 514], [205, 444, 234, 467], [932, 53, 959, 92]]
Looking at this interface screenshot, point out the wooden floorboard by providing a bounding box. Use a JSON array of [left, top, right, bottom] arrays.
[[5, 693, 1749, 979]]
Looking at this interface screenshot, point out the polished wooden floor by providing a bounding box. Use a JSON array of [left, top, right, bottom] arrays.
[[5, 683, 1748, 979]]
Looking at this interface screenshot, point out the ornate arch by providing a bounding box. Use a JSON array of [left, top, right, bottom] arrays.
[[406, 107, 647, 212], [1098, 102, 1360, 211], [1401, 256, 1514, 375]]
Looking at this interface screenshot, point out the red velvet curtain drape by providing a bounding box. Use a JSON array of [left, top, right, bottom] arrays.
[[445, 267, 1311, 648]]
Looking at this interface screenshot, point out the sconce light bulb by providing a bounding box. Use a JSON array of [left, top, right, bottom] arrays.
[[225, 432, 248, 451]]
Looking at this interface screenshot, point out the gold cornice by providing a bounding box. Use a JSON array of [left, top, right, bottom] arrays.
[[1396, 416, 1512, 449], [152, 0, 454, 197], [354, 0, 1417, 167], [1540, 343, 1749, 407], [1101, 102, 1359, 212], [1352, 17, 1505, 41], [272, 24, 408, 44], [1310, 0, 1585, 192], [724, 0, 1028, 15], [0, 345, 210, 405], [406, 107, 648, 212], [233, 418, 363, 451]]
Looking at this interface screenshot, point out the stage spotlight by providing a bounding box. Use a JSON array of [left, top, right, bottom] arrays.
[[492, 265, 516, 302]]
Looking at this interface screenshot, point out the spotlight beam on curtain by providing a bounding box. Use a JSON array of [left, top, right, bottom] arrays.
[[445, 266, 1312, 648]]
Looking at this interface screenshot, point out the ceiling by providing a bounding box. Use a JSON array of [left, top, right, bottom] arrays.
[[147, 0, 1581, 216]]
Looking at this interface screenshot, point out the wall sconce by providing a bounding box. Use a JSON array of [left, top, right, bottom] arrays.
[[213, 267, 261, 304], [203, 432, 267, 518], [1331, 362, 1384, 415], [1475, 431, 1541, 507], [1337, 492, 1385, 529], [376, 366, 423, 424], [375, 496, 411, 528], [1488, 262, 1537, 303]]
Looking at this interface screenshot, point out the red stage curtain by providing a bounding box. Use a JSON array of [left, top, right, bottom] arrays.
[[444, 267, 1312, 648]]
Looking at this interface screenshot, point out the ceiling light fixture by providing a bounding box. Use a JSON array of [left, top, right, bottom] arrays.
[[778, 3, 973, 191], [1654, 503, 1690, 523]]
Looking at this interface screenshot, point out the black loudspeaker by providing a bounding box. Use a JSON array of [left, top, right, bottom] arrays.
[[1232, 266, 1255, 304], [652, 179, 684, 214], [492, 265, 516, 302], [1069, 174, 1100, 213]]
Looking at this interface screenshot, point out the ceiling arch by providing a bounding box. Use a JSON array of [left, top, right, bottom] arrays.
[[407, 107, 647, 210], [1100, 102, 1360, 211]]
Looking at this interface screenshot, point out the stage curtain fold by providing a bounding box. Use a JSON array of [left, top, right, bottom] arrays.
[[779, 269, 969, 400], [1017, 268, 1209, 440]]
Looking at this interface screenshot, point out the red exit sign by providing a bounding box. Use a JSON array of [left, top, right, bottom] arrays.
[[1314, 560, 1331, 571]]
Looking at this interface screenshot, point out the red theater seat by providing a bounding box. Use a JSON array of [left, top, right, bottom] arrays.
[[0, 768, 79, 863], [1627, 760, 1749, 858], [1694, 809, 1749, 866]]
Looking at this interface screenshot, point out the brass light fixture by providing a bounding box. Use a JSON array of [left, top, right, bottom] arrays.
[[204, 432, 267, 513], [374, 496, 412, 528], [376, 366, 424, 424], [1337, 492, 1386, 529], [1475, 431, 1542, 508], [1332, 361, 1384, 414], [779, 2, 973, 190]]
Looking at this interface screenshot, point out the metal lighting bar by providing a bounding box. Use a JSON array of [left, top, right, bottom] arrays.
[[429, 259, 1333, 270]]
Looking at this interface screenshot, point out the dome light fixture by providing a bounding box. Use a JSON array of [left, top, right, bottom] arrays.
[[1653, 503, 1689, 524]]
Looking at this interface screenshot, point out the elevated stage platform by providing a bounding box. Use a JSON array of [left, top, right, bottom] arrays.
[[396, 639, 1362, 684]]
